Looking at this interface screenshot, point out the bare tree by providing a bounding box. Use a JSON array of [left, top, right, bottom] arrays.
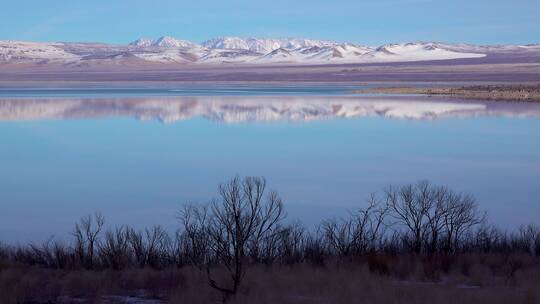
[[127, 228, 146, 267], [441, 192, 485, 253], [179, 176, 285, 302], [354, 194, 390, 252], [422, 186, 448, 254], [386, 181, 434, 253], [72, 213, 105, 268], [144, 226, 170, 268]]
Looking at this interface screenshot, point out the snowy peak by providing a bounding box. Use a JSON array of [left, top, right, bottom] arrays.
[[246, 39, 288, 53], [201, 37, 338, 53], [129, 36, 200, 49], [152, 36, 199, 49], [310, 44, 374, 61], [129, 38, 153, 47], [202, 37, 250, 51]]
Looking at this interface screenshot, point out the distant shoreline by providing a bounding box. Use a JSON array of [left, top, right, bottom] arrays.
[[353, 84, 540, 102], [1, 56, 540, 83]]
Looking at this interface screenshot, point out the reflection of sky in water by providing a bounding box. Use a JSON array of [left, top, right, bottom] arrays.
[[0, 85, 364, 98], [1, 97, 540, 242]]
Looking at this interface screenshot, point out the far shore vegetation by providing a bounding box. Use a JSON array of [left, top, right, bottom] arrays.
[[1, 176, 539, 304], [354, 84, 540, 102]]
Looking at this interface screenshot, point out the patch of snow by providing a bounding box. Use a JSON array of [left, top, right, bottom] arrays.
[[371, 42, 486, 62], [197, 48, 261, 63], [0, 41, 80, 62], [132, 49, 197, 63]]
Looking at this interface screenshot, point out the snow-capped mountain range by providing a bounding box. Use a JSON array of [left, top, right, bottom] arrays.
[[1, 36, 539, 66]]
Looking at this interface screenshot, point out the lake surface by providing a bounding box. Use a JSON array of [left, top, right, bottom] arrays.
[[1, 86, 540, 243]]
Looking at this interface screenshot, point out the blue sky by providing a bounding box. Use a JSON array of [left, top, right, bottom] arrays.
[[0, 0, 538, 45]]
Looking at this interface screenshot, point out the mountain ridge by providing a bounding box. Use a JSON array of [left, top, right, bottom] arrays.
[[1, 36, 539, 67]]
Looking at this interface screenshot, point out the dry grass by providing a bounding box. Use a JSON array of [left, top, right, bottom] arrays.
[[2, 254, 539, 304], [354, 84, 540, 102]]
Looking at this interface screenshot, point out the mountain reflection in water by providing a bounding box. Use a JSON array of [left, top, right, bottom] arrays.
[[2, 96, 540, 123]]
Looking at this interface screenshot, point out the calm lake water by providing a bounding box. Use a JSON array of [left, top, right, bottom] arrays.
[[1, 86, 540, 243]]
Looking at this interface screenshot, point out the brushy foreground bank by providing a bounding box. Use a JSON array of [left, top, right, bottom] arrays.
[[354, 84, 540, 102], [2, 256, 540, 304], [1, 177, 539, 303]]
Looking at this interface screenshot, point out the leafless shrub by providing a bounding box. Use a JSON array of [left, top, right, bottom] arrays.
[[145, 226, 171, 268], [473, 224, 506, 253], [302, 228, 328, 266], [0, 242, 9, 260], [386, 181, 484, 254], [126, 225, 171, 269], [518, 224, 540, 256], [273, 221, 306, 264], [178, 203, 211, 268], [99, 226, 131, 270], [7, 238, 74, 269], [323, 193, 389, 257]]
